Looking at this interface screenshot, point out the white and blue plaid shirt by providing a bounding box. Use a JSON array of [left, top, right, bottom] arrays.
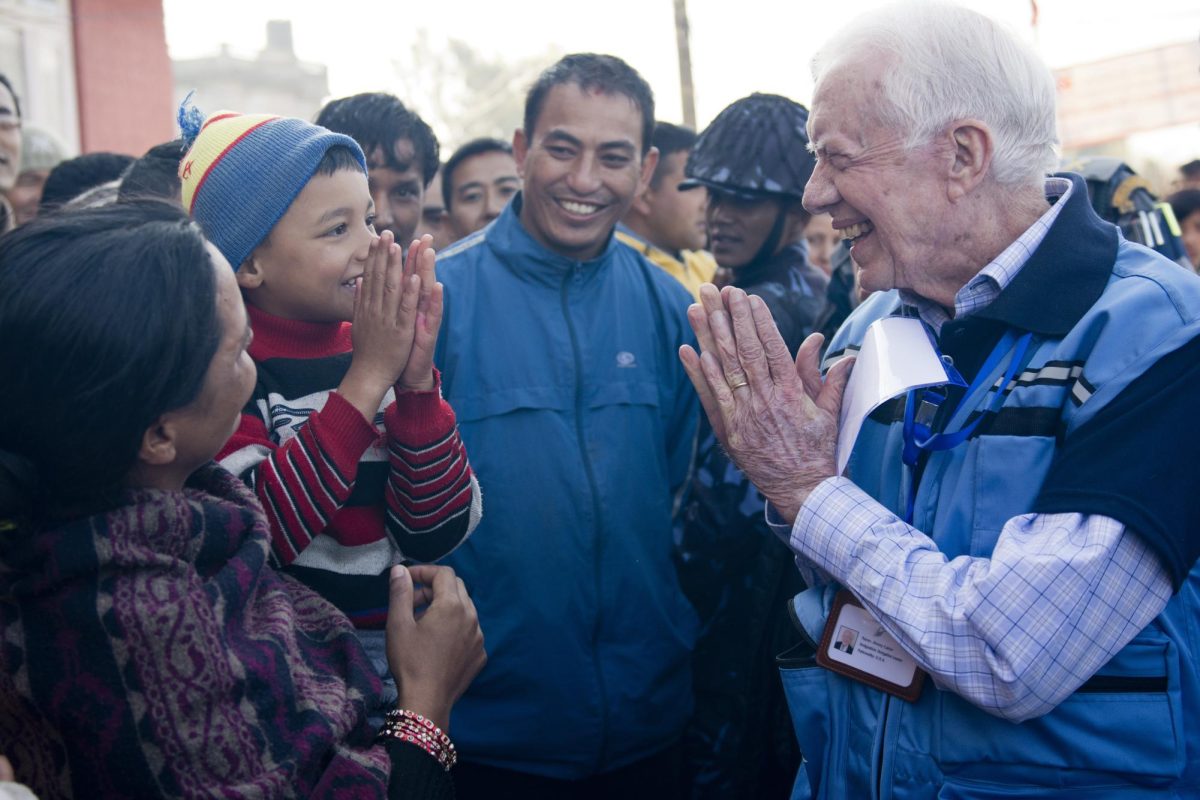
[[771, 178, 1173, 721]]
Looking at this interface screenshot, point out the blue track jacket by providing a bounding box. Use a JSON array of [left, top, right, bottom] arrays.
[[434, 195, 700, 779]]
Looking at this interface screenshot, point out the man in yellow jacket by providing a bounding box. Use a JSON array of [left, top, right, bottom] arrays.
[[617, 121, 715, 300]]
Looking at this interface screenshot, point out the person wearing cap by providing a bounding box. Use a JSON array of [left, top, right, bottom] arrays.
[[179, 108, 483, 724], [683, 93, 828, 354], [7, 125, 64, 226], [616, 121, 715, 301], [674, 92, 825, 799]]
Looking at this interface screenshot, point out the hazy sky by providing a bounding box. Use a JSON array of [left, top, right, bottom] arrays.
[[162, 0, 1200, 132]]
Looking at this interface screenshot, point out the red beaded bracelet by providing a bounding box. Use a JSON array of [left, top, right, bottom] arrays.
[[377, 709, 458, 771]]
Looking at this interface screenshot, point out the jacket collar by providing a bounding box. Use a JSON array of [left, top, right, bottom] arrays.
[[485, 192, 623, 286], [616, 223, 681, 264], [970, 172, 1118, 337]]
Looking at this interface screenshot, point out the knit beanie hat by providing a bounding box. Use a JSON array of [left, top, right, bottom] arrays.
[[178, 109, 367, 269], [19, 126, 65, 174]]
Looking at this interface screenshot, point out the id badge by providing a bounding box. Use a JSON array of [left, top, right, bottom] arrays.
[[815, 589, 926, 702]]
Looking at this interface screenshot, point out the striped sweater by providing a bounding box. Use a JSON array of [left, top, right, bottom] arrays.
[[217, 304, 481, 627]]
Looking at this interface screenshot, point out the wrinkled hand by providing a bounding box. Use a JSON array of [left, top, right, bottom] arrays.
[[396, 235, 442, 393], [678, 284, 854, 523], [385, 564, 486, 731]]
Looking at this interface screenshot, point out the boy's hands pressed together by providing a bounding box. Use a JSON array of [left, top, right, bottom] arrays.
[[396, 234, 442, 393], [339, 230, 420, 421]]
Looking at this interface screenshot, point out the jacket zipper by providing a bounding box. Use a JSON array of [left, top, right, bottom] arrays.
[[561, 265, 611, 773]]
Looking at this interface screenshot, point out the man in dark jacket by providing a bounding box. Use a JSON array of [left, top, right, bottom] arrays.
[[676, 92, 825, 799], [684, 94, 828, 354]]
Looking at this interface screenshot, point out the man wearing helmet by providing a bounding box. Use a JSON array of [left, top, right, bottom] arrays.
[[675, 93, 826, 798], [682, 93, 828, 355]]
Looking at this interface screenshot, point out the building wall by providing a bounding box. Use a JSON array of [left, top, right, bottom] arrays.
[[72, 0, 173, 154]]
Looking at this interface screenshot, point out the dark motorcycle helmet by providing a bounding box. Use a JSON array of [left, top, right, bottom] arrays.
[[681, 93, 814, 201]]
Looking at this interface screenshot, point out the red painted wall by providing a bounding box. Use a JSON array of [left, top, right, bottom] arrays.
[[72, 0, 174, 155]]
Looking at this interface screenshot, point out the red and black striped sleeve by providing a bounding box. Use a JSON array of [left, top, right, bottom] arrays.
[[217, 392, 379, 565], [382, 370, 480, 562]]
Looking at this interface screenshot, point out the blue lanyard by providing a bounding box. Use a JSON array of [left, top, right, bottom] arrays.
[[901, 330, 1034, 524]]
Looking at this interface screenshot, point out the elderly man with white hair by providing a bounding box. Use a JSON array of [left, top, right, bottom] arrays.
[[681, 2, 1200, 798]]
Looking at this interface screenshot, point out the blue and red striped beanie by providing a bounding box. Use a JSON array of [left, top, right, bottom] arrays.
[[179, 110, 367, 269]]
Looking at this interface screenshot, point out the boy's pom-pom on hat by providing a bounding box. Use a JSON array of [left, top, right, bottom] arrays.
[[178, 106, 367, 270], [176, 91, 205, 147]]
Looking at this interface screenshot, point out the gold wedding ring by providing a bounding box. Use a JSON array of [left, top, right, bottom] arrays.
[[727, 377, 750, 391]]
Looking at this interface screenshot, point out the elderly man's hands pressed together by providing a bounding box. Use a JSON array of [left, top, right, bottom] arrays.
[[679, 283, 854, 523]]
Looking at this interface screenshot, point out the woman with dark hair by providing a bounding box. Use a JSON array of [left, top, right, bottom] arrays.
[[0, 202, 484, 799]]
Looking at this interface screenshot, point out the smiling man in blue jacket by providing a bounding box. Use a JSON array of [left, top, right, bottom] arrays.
[[433, 53, 700, 797]]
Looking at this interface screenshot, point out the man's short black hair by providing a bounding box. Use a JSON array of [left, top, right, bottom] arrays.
[[1169, 189, 1200, 224], [40, 152, 135, 212], [1180, 160, 1200, 181], [315, 92, 439, 187], [119, 139, 188, 203], [648, 122, 696, 189], [524, 53, 655, 155], [442, 137, 514, 210]]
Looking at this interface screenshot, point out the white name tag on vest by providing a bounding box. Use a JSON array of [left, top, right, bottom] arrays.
[[816, 590, 926, 702]]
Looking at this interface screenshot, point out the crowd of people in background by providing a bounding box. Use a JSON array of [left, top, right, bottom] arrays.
[[2, 1, 1200, 798]]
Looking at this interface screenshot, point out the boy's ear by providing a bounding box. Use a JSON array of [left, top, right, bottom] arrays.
[[236, 252, 266, 290], [137, 417, 179, 468]]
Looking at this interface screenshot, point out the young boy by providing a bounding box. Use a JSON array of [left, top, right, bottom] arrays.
[[179, 111, 482, 708]]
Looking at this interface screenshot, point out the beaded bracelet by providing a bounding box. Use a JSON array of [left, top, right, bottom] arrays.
[[377, 708, 458, 771]]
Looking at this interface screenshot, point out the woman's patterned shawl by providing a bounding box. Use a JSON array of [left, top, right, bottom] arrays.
[[0, 464, 389, 798]]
